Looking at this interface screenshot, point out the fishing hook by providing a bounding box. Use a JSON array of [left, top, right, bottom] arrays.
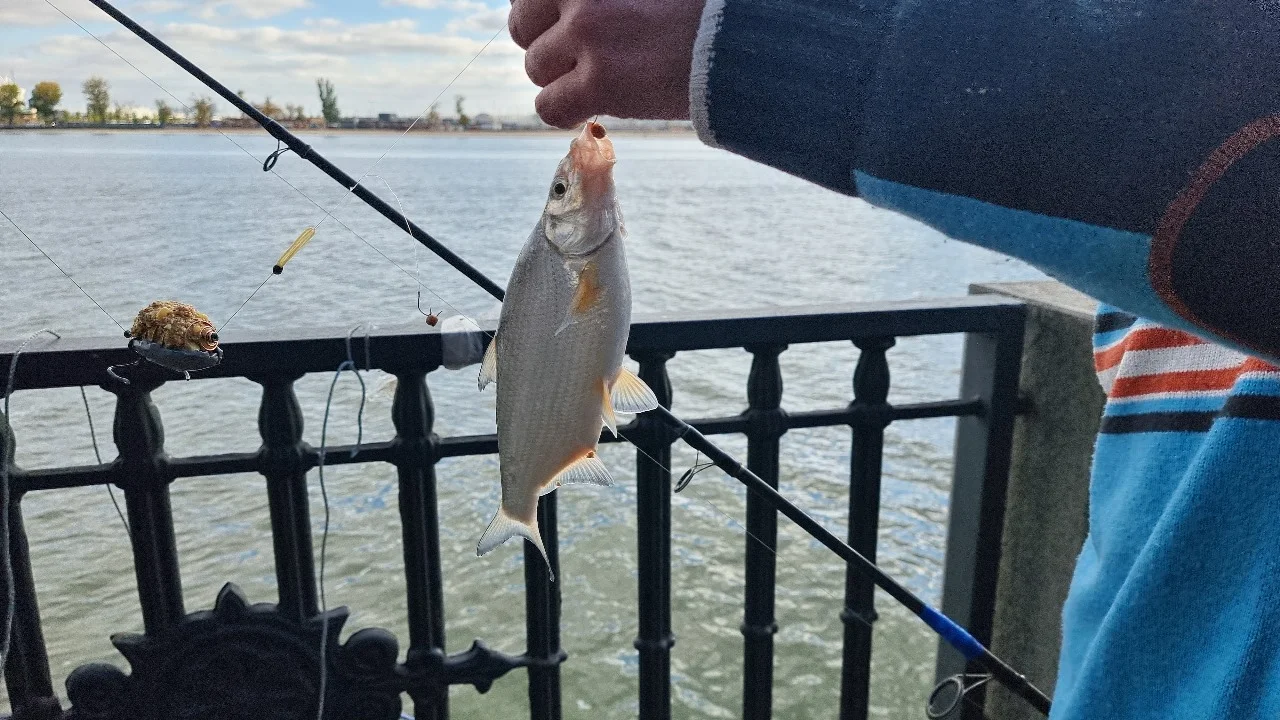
[[927, 673, 994, 718], [105, 356, 143, 385]]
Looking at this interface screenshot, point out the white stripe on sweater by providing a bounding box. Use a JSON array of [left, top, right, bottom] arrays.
[[1113, 344, 1246, 379]]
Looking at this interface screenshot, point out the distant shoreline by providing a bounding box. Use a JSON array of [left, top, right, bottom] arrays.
[[0, 124, 697, 137]]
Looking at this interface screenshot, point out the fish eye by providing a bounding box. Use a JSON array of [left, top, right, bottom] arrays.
[[552, 180, 567, 198]]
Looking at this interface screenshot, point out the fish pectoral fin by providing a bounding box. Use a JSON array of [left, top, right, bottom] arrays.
[[601, 379, 619, 437], [476, 507, 553, 581], [551, 451, 615, 489], [555, 261, 603, 337], [611, 367, 659, 414], [477, 336, 498, 390]]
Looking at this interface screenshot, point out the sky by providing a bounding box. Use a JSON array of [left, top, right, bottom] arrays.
[[0, 0, 537, 118]]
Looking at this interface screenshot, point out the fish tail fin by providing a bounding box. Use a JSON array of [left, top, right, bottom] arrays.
[[476, 507, 554, 581]]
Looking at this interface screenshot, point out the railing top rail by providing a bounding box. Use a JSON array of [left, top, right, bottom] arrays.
[[0, 295, 1026, 392]]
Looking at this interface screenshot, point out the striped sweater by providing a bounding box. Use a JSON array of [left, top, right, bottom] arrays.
[[690, 0, 1280, 717]]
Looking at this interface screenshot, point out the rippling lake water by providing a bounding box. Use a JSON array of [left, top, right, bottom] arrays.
[[0, 130, 1042, 717]]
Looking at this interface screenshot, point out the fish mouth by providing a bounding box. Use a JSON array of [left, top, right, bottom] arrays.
[[569, 121, 616, 175]]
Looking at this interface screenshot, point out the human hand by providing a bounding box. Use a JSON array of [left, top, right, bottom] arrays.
[[509, 0, 708, 128]]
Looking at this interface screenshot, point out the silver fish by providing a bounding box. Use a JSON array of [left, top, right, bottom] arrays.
[[476, 122, 658, 578]]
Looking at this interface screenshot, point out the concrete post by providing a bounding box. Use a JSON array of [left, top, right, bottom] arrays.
[[968, 281, 1103, 719]]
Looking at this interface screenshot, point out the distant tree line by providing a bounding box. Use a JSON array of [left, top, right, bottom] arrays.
[[1, 75, 491, 130], [0, 75, 223, 128]]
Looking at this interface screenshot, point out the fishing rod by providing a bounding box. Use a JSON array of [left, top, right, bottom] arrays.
[[82, 0, 505, 303], [82, 1, 1053, 715]]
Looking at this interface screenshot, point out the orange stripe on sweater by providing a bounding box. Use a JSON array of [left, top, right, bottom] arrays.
[[1108, 366, 1246, 398], [1241, 357, 1280, 374]]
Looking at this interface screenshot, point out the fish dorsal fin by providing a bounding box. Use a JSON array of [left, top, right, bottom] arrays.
[[612, 367, 659, 414], [477, 337, 497, 390], [601, 378, 619, 437], [551, 451, 614, 491]]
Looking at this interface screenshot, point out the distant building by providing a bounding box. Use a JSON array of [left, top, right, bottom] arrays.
[[472, 113, 501, 130]]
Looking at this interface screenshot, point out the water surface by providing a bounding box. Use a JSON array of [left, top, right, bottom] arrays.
[[0, 131, 1042, 717]]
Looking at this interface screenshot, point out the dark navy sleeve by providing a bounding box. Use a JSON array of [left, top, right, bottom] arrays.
[[691, 0, 1280, 359]]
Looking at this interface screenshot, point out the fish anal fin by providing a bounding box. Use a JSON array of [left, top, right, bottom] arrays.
[[477, 336, 497, 390], [476, 507, 553, 581], [611, 366, 659, 414], [552, 450, 614, 490], [601, 378, 619, 436]]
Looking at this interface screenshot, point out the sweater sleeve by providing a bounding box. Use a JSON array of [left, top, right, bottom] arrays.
[[691, 0, 1280, 360]]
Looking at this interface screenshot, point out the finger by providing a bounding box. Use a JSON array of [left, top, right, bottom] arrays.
[[524, 21, 577, 87], [535, 61, 601, 129], [509, 0, 559, 49]]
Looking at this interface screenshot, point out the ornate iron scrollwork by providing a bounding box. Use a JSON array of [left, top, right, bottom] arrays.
[[64, 584, 392, 720], [63, 584, 545, 720]]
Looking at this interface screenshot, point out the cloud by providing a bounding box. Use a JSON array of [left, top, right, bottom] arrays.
[[193, 0, 311, 20], [149, 19, 519, 57], [127, 0, 189, 12], [0, 3, 67, 26], [382, 0, 489, 11], [445, 6, 508, 33], [2, 13, 536, 116]]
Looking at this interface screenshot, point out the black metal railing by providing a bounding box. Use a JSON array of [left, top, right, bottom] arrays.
[[0, 294, 1027, 720]]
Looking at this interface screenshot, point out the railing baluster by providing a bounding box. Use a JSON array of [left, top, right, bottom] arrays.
[[633, 352, 675, 720], [392, 370, 449, 720], [111, 379, 184, 632], [253, 373, 317, 624], [525, 492, 562, 720], [741, 344, 787, 720], [839, 337, 895, 720], [0, 408, 60, 720], [7, 495, 60, 720]]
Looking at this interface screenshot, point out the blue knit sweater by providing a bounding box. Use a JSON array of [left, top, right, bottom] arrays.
[[691, 1, 1280, 717]]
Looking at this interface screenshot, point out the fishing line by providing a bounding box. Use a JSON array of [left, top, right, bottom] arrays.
[[60, 0, 507, 347], [314, 325, 371, 720], [45, 0, 490, 333], [0, 329, 61, 680], [0, 204, 133, 554], [79, 387, 130, 534], [366, 173, 494, 334], [369, 175, 429, 319], [622, 440, 997, 720], [303, 25, 507, 239], [0, 207, 125, 333]]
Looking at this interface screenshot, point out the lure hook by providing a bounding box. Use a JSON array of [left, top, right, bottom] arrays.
[[927, 673, 994, 718], [417, 291, 439, 326]]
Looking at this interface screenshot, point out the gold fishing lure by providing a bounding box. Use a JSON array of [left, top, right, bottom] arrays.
[[107, 300, 223, 383]]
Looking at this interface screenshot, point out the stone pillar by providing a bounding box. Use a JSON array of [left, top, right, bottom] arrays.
[[969, 281, 1103, 719]]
